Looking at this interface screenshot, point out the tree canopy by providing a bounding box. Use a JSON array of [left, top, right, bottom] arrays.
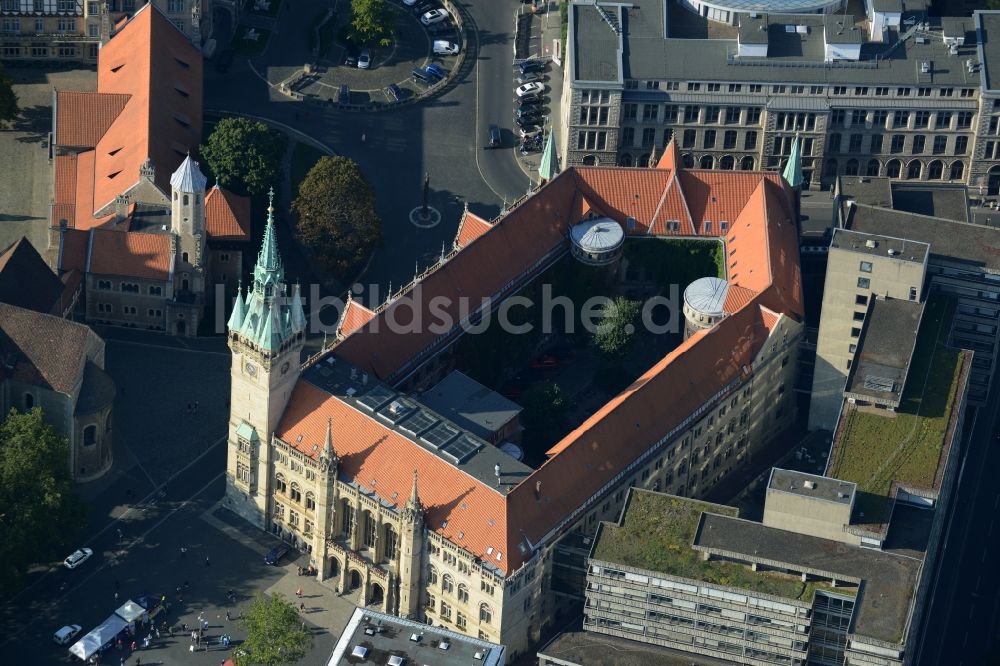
[[236, 592, 311, 666], [351, 0, 395, 47], [593, 297, 641, 360], [293, 155, 382, 278], [0, 62, 18, 126], [0, 408, 81, 596], [200, 117, 286, 196]]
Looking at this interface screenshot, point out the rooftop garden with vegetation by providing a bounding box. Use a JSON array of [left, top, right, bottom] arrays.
[[829, 294, 963, 516], [592, 490, 856, 602]]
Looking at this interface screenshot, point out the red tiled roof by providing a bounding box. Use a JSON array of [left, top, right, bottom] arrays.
[[89, 4, 202, 214], [648, 171, 694, 235], [299, 148, 802, 576], [454, 210, 492, 248], [335, 170, 579, 380], [205, 186, 250, 241], [276, 382, 510, 571], [54, 91, 130, 148], [339, 298, 376, 338], [0, 302, 95, 394], [59, 229, 90, 273], [656, 138, 683, 172], [87, 229, 172, 281]]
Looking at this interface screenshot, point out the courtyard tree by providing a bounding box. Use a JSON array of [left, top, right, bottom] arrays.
[[593, 296, 641, 360], [200, 117, 285, 196], [0, 408, 81, 596], [236, 592, 311, 666], [521, 381, 567, 448], [0, 62, 18, 126], [351, 0, 395, 47], [293, 155, 382, 278]]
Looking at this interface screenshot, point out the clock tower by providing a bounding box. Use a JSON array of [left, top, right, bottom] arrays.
[[225, 189, 307, 529]]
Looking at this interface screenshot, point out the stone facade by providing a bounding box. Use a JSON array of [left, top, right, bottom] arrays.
[[0, 0, 206, 63]]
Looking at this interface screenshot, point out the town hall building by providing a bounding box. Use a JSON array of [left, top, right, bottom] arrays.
[[224, 141, 804, 659]]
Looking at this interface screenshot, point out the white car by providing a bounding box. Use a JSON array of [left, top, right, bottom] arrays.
[[63, 547, 93, 569], [403, 0, 418, 4], [54, 625, 82, 646], [516, 81, 544, 98], [358, 48, 371, 69], [433, 40, 459, 56], [420, 8, 449, 25]]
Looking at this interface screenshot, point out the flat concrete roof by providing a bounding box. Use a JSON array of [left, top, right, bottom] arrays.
[[846, 297, 924, 404], [537, 625, 735, 666], [844, 203, 1000, 272], [421, 370, 522, 441], [890, 184, 970, 224], [327, 607, 505, 666], [571, 0, 989, 86], [695, 512, 924, 644], [768, 468, 856, 505], [978, 12, 1000, 92], [829, 226, 929, 264]]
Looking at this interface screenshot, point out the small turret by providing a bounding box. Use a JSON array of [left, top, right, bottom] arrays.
[[321, 417, 338, 467], [227, 283, 246, 332]]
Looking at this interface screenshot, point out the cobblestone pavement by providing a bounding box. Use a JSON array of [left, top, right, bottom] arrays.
[[0, 67, 95, 255]]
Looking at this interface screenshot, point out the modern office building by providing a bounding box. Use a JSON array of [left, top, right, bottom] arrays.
[[563, 2, 1000, 193], [834, 174, 1000, 404], [0, 0, 205, 63], [808, 227, 928, 431], [223, 143, 805, 658]]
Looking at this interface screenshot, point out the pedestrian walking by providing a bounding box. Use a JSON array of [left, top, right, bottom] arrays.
[[205, 555, 210, 567], [295, 587, 303, 598], [225, 610, 231, 621], [180, 546, 187, 558], [299, 601, 305, 612], [114, 591, 119, 601], [361, 133, 366, 143], [129, 640, 136, 652], [181, 622, 187, 632], [120, 658, 124, 666], [189, 645, 195, 653], [135, 659, 140, 666]]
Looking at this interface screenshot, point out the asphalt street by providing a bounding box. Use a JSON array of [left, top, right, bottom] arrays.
[[204, 0, 535, 298], [916, 376, 1000, 665]]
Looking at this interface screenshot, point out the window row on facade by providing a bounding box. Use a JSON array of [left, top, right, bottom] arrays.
[[829, 109, 975, 132], [827, 132, 969, 157], [823, 157, 965, 181], [625, 80, 977, 100]]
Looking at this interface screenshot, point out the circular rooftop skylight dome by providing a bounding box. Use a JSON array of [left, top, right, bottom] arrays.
[[683, 276, 730, 339], [569, 217, 625, 266]]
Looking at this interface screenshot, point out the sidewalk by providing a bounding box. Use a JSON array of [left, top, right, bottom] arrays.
[[202, 503, 361, 635], [515, 2, 564, 182]]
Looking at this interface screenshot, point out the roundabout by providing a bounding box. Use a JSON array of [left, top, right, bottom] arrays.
[[274, 0, 467, 108]]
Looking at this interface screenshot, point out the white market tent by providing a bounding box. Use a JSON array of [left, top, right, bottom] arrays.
[[68, 614, 127, 661], [115, 599, 146, 623]]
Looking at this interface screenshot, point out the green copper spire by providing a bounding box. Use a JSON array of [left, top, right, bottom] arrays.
[[227, 282, 246, 332], [254, 188, 284, 286], [782, 136, 804, 189], [539, 130, 558, 182]]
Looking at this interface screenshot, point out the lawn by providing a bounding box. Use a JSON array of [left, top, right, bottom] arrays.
[[622, 237, 725, 285], [592, 490, 856, 601], [829, 294, 963, 498], [233, 27, 271, 56], [289, 142, 327, 197]]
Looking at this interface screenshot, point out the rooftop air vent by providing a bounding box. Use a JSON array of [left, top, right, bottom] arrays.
[[921, 62, 931, 74], [803, 480, 816, 490], [888, 248, 898, 256], [865, 239, 877, 249]]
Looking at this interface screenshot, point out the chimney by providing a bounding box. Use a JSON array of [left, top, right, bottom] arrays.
[[114, 194, 130, 224]]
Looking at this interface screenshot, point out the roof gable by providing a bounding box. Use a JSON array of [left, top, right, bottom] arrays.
[[54, 91, 131, 148], [205, 186, 250, 241], [454, 209, 492, 248]]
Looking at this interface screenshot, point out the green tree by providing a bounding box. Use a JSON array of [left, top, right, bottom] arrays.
[[593, 297, 641, 360], [351, 0, 395, 47], [199, 117, 285, 196], [521, 381, 567, 446], [0, 62, 18, 126], [990, 0, 1000, 9], [293, 155, 382, 277], [236, 592, 311, 666], [0, 408, 81, 596]]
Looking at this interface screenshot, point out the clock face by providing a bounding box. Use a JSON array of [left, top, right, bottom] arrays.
[[245, 361, 257, 376], [281, 361, 290, 375]]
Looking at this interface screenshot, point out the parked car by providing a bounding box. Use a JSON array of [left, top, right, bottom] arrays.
[[515, 106, 542, 121], [63, 547, 93, 570], [413, 1, 437, 14], [433, 40, 459, 55], [517, 96, 543, 109], [358, 48, 371, 69], [215, 49, 234, 73], [515, 71, 543, 85], [411, 67, 433, 84], [338, 84, 350, 104], [427, 23, 453, 36], [53, 625, 82, 646], [420, 8, 449, 25], [515, 115, 541, 131], [343, 45, 358, 67], [264, 544, 289, 565], [515, 81, 544, 98], [425, 63, 446, 79], [387, 83, 403, 101], [402, 0, 418, 5], [518, 124, 540, 137], [517, 59, 545, 75], [486, 124, 502, 149]]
